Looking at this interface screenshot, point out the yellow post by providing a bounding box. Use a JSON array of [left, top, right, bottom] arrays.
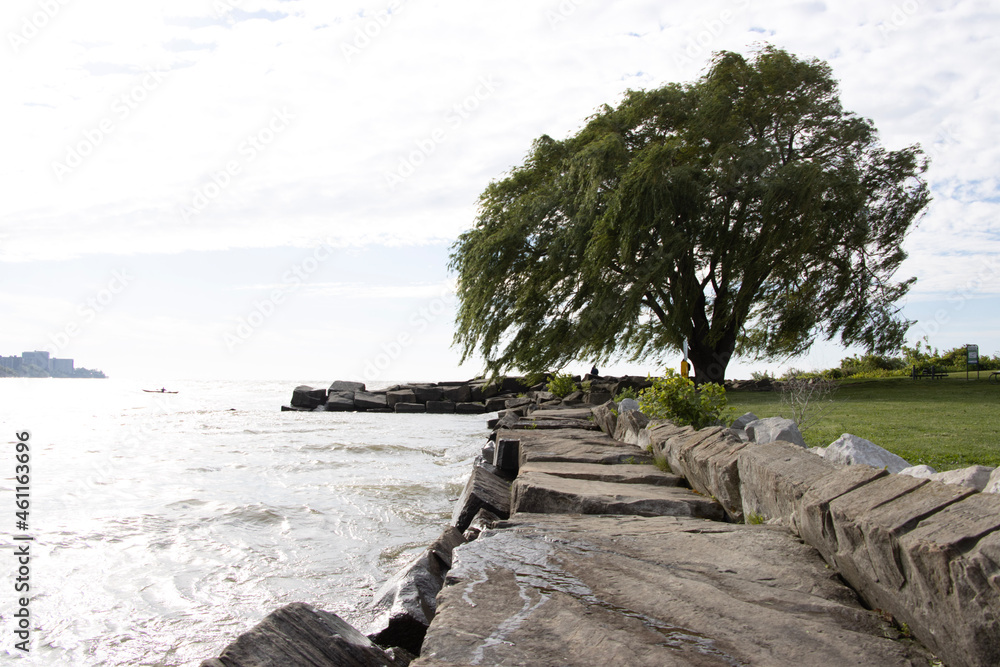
[[680, 359, 689, 379]]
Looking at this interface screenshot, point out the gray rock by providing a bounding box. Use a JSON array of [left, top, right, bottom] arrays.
[[518, 461, 682, 487], [440, 384, 472, 403], [411, 386, 444, 403], [386, 390, 416, 408], [280, 405, 312, 412], [583, 390, 613, 405], [454, 402, 486, 414], [424, 401, 456, 414], [738, 441, 838, 532], [416, 514, 933, 667], [616, 398, 640, 413], [354, 391, 388, 410], [986, 467, 1000, 494], [928, 464, 995, 491], [291, 385, 327, 409], [325, 391, 356, 411], [590, 401, 617, 437], [363, 528, 466, 656], [612, 410, 649, 445], [394, 403, 426, 414], [483, 396, 509, 412], [200, 602, 405, 667], [515, 428, 652, 467], [823, 433, 911, 473], [511, 471, 724, 520], [731, 411, 759, 430], [451, 464, 511, 532], [493, 438, 520, 472], [504, 397, 533, 410], [329, 380, 366, 393], [672, 428, 748, 523], [898, 464, 938, 479], [745, 416, 806, 447]]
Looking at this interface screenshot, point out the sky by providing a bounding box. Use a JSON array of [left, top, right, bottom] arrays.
[[1, 0, 998, 383]]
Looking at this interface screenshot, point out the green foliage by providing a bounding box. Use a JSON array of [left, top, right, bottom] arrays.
[[746, 512, 766, 525], [613, 386, 640, 402], [524, 370, 551, 387], [450, 46, 928, 384], [580, 380, 593, 393], [638, 369, 732, 429], [652, 454, 671, 473], [546, 372, 578, 397]]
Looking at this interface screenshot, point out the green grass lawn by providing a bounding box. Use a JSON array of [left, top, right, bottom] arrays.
[[726, 374, 1000, 471]]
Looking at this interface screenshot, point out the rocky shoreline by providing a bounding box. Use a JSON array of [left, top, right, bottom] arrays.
[[202, 378, 1000, 667]]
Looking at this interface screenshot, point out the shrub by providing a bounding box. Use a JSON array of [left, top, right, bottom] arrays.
[[546, 372, 578, 397], [613, 386, 640, 402], [638, 369, 732, 429]]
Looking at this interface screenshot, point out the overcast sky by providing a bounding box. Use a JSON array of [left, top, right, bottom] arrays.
[[1, 0, 998, 383]]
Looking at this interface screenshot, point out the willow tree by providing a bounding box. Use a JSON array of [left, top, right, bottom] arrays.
[[450, 47, 929, 383]]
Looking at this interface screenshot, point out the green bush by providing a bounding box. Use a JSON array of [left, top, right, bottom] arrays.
[[638, 369, 732, 429], [546, 372, 578, 397], [614, 386, 640, 402]]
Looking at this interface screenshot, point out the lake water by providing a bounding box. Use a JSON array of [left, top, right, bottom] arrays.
[[0, 378, 489, 665]]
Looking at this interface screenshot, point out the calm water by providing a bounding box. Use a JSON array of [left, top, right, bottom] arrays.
[[0, 378, 489, 665]]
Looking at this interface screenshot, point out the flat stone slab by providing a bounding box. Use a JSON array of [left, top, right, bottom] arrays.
[[512, 472, 723, 520], [507, 417, 599, 430], [527, 407, 596, 420], [515, 428, 651, 467], [518, 461, 683, 487], [414, 514, 932, 666]]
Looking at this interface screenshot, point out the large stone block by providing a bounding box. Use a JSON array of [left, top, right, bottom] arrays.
[[927, 464, 995, 491], [411, 386, 444, 403], [440, 384, 472, 403], [738, 441, 837, 531], [515, 428, 651, 468], [354, 391, 388, 410], [823, 433, 911, 473], [386, 389, 416, 407], [612, 409, 650, 445], [678, 429, 748, 522], [454, 402, 486, 414], [590, 401, 618, 437], [329, 380, 366, 393], [659, 426, 721, 480], [394, 402, 426, 414], [518, 461, 682, 487], [451, 464, 511, 532], [511, 471, 724, 520], [200, 602, 405, 667], [291, 385, 327, 409], [745, 416, 806, 448], [424, 400, 456, 414], [325, 391, 356, 411]]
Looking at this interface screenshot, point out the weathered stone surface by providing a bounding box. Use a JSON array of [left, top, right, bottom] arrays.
[[510, 417, 599, 431], [518, 461, 682, 487], [201, 602, 405, 667], [676, 429, 748, 522], [504, 397, 533, 410], [927, 464, 995, 491], [354, 391, 388, 410], [658, 426, 722, 480], [738, 441, 838, 531], [987, 466, 1000, 494], [894, 493, 1000, 667], [612, 409, 650, 445], [451, 464, 511, 532], [500, 376, 531, 394], [324, 391, 356, 411], [796, 464, 890, 563], [424, 400, 456, 414], [730, 411, 758, 430], [898, 464, 938, 479], [411, 386, 444, 403], [291, 385, 327, 409], [590, 400, 618, 437], [745, 416, 807, 447], [583, 390, 613, 405], [515, 428, 651, 467], [414, 515, 931, 667], [453, 402, 486, 414], [362, 528, 466, 656], [280, 404, 311, 412], [440, 384, 472, 403], [462, 507, 501, 542], [511, 471, 724, 519], [525, 407, 595, 420], [493, 438, 519, 472], [394, 402, 426, 414], [824, 433, 911, 473], [386, 390, 416, 408], [616, 397, 641, 413], [483, 396, 509, 412], [329, 380, 366, 393]]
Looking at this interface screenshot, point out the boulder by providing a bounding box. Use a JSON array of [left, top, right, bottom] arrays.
[[898, 464, 938, 479], [441, 384, 472, 403], [362, 527, 466, 656], [738, 441, 838, 532], [516, 428, 651, 467], [590, 401, 617, 437], [616, 398, 640, 414], [928, 464, 995, 491], [730, 411, 759, 430], [583, 391, 613, 405], [280, 405, 312, 412], [511, 471, 724, 520], [329, 380, 366, 393], [986, 467, 1000, 494], [200, 602, 405, 667], [451, 464, 511, 532], [354, 391, 388, 410], [823, 433, 911, 473], [504, 397, 533, 410], [425, 401, 456, 414], [744, 417, 806, 447], [613, 410, 649, 445], [500, 376, 531, 393], [493, 438, 520, 472], [674, 428, 749, 522], [325, 391, 356, 411], [291, 385, 327, 410], [518, 461, 682, 487], [386, 390, 417, 408], [394, 403, 426, 414], [411, 386, 444, 403], [483, 396, 509, 412], [454, 402, 486, 414]]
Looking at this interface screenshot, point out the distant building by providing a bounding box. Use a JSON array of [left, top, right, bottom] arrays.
[[51, 358, 74, 374], [21, 350, 49, 370], [0, 356, 22, 370]]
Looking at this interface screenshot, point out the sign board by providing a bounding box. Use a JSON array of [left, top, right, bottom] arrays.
[[967, 344, 979, 365]]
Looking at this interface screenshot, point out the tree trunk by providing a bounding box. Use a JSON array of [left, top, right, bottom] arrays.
[[688, 333, 736, 385]]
